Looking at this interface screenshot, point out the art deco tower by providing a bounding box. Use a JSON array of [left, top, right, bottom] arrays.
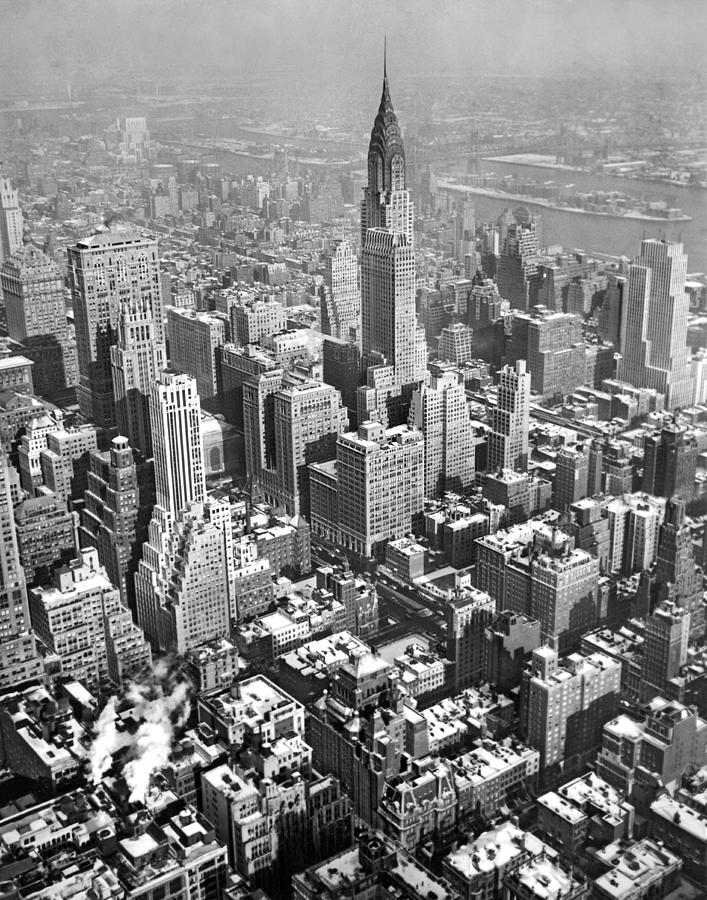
[[110, 287, 166, 458], [68, 228, 160, 429], [360, 54, 413, 247], [135, 372, 230, 654], [0, 176, 23, 264], [619, 239, 692, 410], [488, 360, 530, 473], [358, 52, 427, 428]]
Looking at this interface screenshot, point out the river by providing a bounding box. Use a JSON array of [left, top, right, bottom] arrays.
[[455, 160, 707, 272], [166, 129, 707, 270]]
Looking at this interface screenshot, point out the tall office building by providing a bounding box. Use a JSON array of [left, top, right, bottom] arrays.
[[437, 323, 474, 365], [116, 116, 155, 163], [596, 274, 625, 350], [496, 220, 540, 311], [446, 588, 496, 691], [17, 414, 99, 506], [218, 342, 279, 430], [0, 244, 78, 398], [641, 601, 689, 702], [652, 497, 704, 640], [624, 494, 664, 574], [80, 436, 148, 606], [243, 370, 347, 516], [0, 176, 23, 264], [69, 228, 160, 428], [485, 610, 542, 695], [15, 495, 77, 586], [332, 421, 424, 558], [508, 308, 584, 401], [165, 307, 228, 413], [321, 239, 360, 342], [153, 506, 230, 654], [150, 372, 205, 520], [322, 337, 361, 425], [136, 373, 229, 652], [619, 239, 692, 409], [488, 360, 530, 473], [111, 286, 166, 457], [553, 444, 589, 511], [642, 423, 697, 502], [230, 296, 286, 346], [530, 546, 600, 653], [0, 452, 43, 690], [467, 277, 506, 367], [521, 647, 620, 778], [272, 378, 348, 518], [358, 58, 427, 428], [243, 368, 285, 497], [454, 198, 475, 260], [29, 547, 152, 692], [409, 369, 475, 497], [40, 424, 99, 508]]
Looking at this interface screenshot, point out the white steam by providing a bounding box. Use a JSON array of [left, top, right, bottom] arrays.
[[88, 660, 192, 803]]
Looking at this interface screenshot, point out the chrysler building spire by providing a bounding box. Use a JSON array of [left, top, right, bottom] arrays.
[[361, 47, 412, 245]]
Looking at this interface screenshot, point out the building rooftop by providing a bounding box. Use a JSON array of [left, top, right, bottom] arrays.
[[651, 795, 707, 842], [445, 821, 549, 878], [508, 855, 578, 899], [559, 772, 629, 826], [594, 837, 682, 897], [538, 791, 587, 825], [0, 355, 33, 370]]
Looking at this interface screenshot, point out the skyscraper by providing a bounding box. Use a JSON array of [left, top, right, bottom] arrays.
[[454, 198, 475, 261], [136, 372, 230, 652], [642, 423, 697, 502], [437, 323, 475, 365], [496, 220, 540, 311], [641, 601, 689, 702], [358, 56, 427, 428], [651, 497, 704, 640], [446, 587, 496, 691], [0, 244, 78, 399], [243, 369, 347, 516], [29, 547, 152, 692], [69, 228, 160, 429], [530, 545, 600, 653], [328, 421, 424, 558], [321, 239, 360, 342], [165, 306, 227, 413], [521, 647, 620, 777], [409, 369, 475, 497], [80, 435, 149, 606], [272, 378, 348, 518], [110, 285, 166, 457], [553, 444, 589, 511], [508, 308, 584, 401], [619, 239, 692, 409], [488, 360, 530, 473], [0, 451, 43, 690], [0, 176, 23, 264], [150, 371, 205, 520]]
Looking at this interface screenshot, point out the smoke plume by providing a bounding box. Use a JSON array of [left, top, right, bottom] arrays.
[[88, 659, 192, 802]]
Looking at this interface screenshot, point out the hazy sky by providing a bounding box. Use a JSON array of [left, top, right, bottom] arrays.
[[1, 0, 705, 97]]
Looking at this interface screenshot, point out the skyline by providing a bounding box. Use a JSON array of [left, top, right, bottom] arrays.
[[0, 5, 706, 900]]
